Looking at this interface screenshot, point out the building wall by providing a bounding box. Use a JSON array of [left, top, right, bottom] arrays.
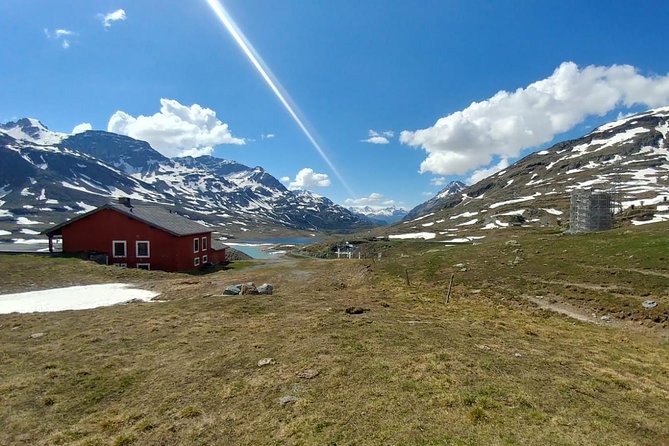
[[209, 249, 226, 265], [60, 208, 211, 272]]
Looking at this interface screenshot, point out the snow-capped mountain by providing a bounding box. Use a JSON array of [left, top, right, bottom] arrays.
[[404, 180, 465, 220], [388, 107, 669, 239], [0, 119, 373, 240], [0, 118, 66, 146], [348, 206, 408, 225]]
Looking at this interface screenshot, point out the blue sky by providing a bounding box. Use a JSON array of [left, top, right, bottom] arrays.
[[2, 1, 669, 209]]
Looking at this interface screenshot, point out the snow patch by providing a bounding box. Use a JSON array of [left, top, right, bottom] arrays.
[[16, 217, 42, 225], [389, 232, 436, 240], [0, 283, 160, 314]]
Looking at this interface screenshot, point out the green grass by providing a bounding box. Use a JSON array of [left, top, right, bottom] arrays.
[[0, 223, 667, 445]]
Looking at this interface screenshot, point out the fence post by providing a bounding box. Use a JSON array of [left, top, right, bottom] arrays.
[[446, 273, 455, 303]]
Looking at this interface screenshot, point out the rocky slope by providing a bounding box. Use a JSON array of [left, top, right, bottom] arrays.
[[0, 120, 373, 245], [388, 107, 669, 240]]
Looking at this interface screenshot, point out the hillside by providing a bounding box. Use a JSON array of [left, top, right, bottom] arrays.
[[0, 120, 373, 244], [393, 107, 669, 239], [0, 222, 667, 444]]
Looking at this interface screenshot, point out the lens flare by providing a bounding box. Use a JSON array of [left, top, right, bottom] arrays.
[[205, 0, 354, 196]]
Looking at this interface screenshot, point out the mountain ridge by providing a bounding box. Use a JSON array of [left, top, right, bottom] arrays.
[[0, 119, 374, 243], [383, 106, 669, 239]]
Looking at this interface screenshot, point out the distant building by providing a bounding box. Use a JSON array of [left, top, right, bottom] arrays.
[[43, 198, 226, 272], [569, 190, 613, 233]]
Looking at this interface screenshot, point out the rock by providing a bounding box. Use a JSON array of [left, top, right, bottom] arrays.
[[600, 315, 611, 322], [257, 284, 273, 295], [279, 395, 298, 406], [257, 357, 275, 367], [512, 256, 523, 265], [30, 332, 46, 339], [505, 240, 520, 246], [642, 300, 658, 309], [459, 267, 468, 272], [514, 353, 523, 358], [454, 263, 466, 268], [240, 282, 258, 295], [345, 307, 366, 315], [224, 285, 241, 295], [296, 369, 319, 379]]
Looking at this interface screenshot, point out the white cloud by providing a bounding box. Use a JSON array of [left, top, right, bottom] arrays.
[[287, 168, 331, 190], [400, 62, 669, 175], [262, 133, 275, 140], [71, 123, 92, 134], [421, 191, 434, 197], [361, 129, 394, 144], [54, 29, 73, 38], [430, 176, 447, 186], [101, 9, 126, 28], [44, 28, 74, 49], [279, 176, 290, 182], [345, 192, 397, 207], [467, 158, 509, 184], [107, 98, 244, 158]]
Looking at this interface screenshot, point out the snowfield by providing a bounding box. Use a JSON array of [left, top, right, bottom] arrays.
[[389, 232, 436, 240], [0, 283, 160, 314]]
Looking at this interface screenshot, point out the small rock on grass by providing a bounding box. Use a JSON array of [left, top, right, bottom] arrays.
[[345, 307, 367, 315], [257, 357, 275, 367], [296, 369, 319, 379], [279, 395, 298, 406], [30, 332, 46, 339]]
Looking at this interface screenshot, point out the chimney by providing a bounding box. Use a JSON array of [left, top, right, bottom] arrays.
[[118, 197, 131, 207]]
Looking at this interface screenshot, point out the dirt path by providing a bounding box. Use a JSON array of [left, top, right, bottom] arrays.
[[526, 296, 607, 325]]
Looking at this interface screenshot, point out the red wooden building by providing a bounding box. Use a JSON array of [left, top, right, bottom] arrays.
[[44, 198, 226, 272]]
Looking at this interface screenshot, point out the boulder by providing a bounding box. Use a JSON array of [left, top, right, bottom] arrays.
[[240, 282, 259, 295], [257, 283, 273, 295], [224, 285, 241, 295]]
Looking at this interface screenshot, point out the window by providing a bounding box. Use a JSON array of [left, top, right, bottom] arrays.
[[113, 263, 127, 267], [193, 237, 200, 253], [136, 241, 150, 258], [112, 240, 127, 258], [202, 236, 208, 251], [202, 255, 208, 264], [194, 257, 200, 267], [136, 263, 150, 270]]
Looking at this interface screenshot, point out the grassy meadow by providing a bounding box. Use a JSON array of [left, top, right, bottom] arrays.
[[0, 223, 667, 445]]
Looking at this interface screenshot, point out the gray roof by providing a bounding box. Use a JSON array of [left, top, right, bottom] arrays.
[[44, 201, 212, 237], [211, 239, 228, 251]]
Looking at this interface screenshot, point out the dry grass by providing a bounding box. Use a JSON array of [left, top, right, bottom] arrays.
[[0, 225, 668, 445]]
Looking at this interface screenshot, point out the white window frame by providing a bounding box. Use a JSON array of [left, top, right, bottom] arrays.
[[194, 257, 200, 267], [193, 237, 200, 253], [136, 263, 151, 270], [113, 262, 127, 268], [202, 255, 208, 264], [112, 240, 127, 258], [202, 236, 208, 251], [136, 240, 151, 258]]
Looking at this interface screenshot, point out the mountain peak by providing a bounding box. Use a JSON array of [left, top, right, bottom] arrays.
[[436, 180, 466, 199], [0, 118, 65, 145]]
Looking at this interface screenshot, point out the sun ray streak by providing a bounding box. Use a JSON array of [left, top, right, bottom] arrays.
[[205, 0, 354, 196]]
